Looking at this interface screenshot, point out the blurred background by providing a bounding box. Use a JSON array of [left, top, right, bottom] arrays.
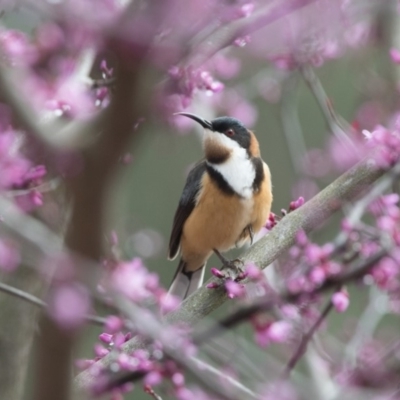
[[1, 1, 400, 399]]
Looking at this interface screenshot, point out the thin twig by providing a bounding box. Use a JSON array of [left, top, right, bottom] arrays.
[[280, 74, 308, 174], [344, 285, 387, 366], [90, 77, 117, 89], [144, 386, 163, 400], [300, 64, 354, 147], [281, 296, 336, 379], [0, 281, 106, 327]]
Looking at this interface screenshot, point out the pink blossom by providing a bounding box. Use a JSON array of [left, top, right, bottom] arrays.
[[289, 196, 305, 211], [295, 230, 308, 247], [245, 263, 262, 280], [267, 321, 292, 343], [94, 344, 109, 358], [0, 29, 38, 65], [211, 55, 241, 80], [159, 292, 180, 313], [210, 267, 225, 279], [309, 266, 326, 285], [239, 3, 254, 18], [118, 353, 139, 371], [371, 257, 399, 289], [99, 333, 113, 344], [172, 372, 185, 387], [144, 370, 163, 386], [111, 258, 154, 302], [332, 290, 349, 313], [113, 332, 126, 349], [390, 48, 400, 64], [224, 280, 245, 299], [265, 213, 277, 230], [104, 315, 123, 333], [35, 23, 65, 53], [48, 283, 90, 330]]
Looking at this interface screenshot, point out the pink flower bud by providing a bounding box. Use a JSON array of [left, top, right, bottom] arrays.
[[104, 315, 123, 333], [210, 267, 225, 279], [206, 282, 220, 289], [332, 290, 349, 313], [99, 333, 113, 344], [267, 321, 292, 343], [144, 371, 163, 386], [94, 344, 109, 358], [296, 230, 308, 246], [225, 280, 245, 299], [172, 372, 185, 387], [390, 48, 400, 64], [245, 263, 262, 280]]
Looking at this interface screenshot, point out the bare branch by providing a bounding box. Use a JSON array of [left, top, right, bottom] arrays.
[[0, 281, 106, 326], [300, 64, 353, 145], [281, 296, 336, 379]]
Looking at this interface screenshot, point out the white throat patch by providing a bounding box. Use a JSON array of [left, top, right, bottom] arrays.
[[205, 130, 255, 199]]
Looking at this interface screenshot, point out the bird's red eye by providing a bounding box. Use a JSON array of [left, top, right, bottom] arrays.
[[226, 129, 234, 137]]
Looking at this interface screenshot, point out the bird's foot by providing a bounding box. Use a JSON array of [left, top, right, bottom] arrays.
[[213, 249, 245, 280]]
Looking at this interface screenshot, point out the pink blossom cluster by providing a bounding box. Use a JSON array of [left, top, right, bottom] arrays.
[[363, 125, 400, 168], [0, 106, 47, 271], [78, 315, 200, 399], [0, 26, 100, 118], [167, 66, 224, 110]]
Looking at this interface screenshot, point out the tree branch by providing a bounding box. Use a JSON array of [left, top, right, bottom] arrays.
[[75, 153, 388, 389], [281, 296, 336, 379], [0, 281, 106, 326]]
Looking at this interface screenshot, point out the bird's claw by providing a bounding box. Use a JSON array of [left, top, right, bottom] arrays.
[[213, 249, 245, 280]]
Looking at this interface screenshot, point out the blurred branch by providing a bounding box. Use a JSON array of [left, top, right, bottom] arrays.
[[76, 154, 389, 389], [101, 297, 253, 400], [33, 39, 149, 400], [281, 296, 336, 379], [344, 285, 387, 366], [0, 65, 54, 149], [189, 0, 317, 67], [300, 65, 354, 146], [0, 196, 62, 255], [0, 282, 106, 326], [145, 387, 163, 400], [193, 356, 258, 399], [280, 73, 307, 174], [0, 62, 107, 150]]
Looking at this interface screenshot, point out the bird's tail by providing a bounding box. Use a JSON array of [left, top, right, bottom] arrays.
[[168, 259, 205, 302]]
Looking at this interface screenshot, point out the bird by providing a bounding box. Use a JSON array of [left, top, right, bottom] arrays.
[[168, 112, 272, 301]]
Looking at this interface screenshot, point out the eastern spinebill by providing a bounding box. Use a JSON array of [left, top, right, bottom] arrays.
[[168, 113, 272, 301]]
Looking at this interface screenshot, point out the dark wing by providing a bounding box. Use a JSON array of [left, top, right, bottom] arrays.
[[168, 160, 206, 260]]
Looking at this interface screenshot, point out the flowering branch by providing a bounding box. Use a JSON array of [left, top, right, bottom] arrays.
[[33, 37, 151, 400], [75, 155, 388, 389], [188, 0, 317, 67]]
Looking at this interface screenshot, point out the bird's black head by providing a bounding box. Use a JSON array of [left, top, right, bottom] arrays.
[[175, 112, 251, 151], [210, 116, 250, 150]]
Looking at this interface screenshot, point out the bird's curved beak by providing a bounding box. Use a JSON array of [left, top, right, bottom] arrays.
[[174, 112, 213, 130]]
